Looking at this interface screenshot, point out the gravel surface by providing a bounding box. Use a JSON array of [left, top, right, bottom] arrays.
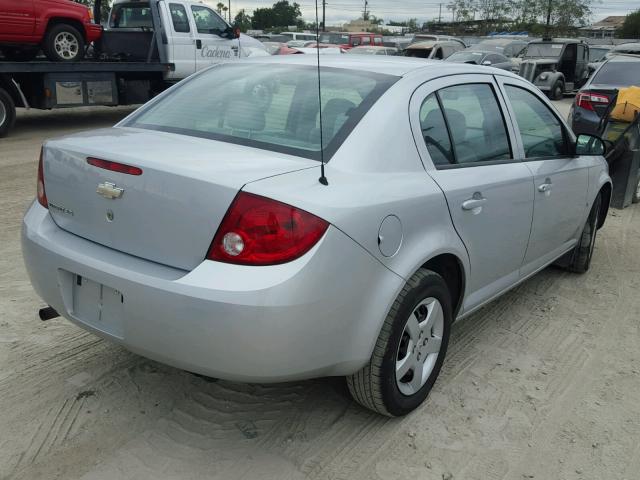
[[2, 102, 639, 480]]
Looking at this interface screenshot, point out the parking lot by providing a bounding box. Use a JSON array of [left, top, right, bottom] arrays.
[[2, 100, 640, 480]]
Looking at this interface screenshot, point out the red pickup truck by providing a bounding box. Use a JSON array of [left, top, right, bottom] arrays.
[[0, 0, 102, 61]]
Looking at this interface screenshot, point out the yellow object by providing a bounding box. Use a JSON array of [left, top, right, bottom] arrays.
[[610, 86, 640, 123]]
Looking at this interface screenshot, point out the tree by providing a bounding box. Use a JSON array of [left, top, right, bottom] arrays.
[[73, 0, 111, 22], [216, 3, 225, 15], [251, 1, 302, 30], [618, 9, 640, 38], [234, 9, 252, 31]]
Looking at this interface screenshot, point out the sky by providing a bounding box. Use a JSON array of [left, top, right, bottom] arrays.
[[205, 0, 639, 26]]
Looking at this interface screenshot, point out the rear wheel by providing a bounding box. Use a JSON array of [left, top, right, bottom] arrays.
[[347, 269, 452, 417], [632, 174, 640, 204], [43, 23, 85, 62], [567, 194, 602, 273], [550, 80, 564, 100], [0, 88, 16, 138]]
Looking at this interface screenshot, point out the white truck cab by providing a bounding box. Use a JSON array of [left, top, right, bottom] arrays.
[[107, 0, 267, 80]]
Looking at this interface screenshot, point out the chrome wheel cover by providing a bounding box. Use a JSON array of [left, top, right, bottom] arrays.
[[54, 32, 79, 60], [395, 297, 444, 396], [0, 100, 6, 127]]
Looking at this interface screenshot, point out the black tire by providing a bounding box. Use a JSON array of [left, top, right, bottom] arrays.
[[347, 269, 452, 417], [632, 174, 640, 204], [0, 88, 16, 138], [550, 80, 564, 101], [567, 194, 602, 273], [0, 47, 38, 61], [43, 23, 85, 62]]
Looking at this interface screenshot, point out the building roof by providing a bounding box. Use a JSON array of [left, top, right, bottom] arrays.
[[581, 16, 626, 31]]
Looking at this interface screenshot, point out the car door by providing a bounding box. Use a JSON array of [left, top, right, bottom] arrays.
[[189, 3, 236, 71], [0, 0, 35, 38], [164, 2, 196, 79], [497, 77, 590, 276], [576, 44, 589, 87], [410, 75, 535, 312]]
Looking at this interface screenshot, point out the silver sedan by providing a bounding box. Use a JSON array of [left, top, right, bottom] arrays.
[[22, 56, 611, 416]]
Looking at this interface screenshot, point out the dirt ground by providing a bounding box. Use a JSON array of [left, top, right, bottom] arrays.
[[2, 102, 640, 480]]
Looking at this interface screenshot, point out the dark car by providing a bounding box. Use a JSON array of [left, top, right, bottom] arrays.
[[569, 55, 640, 135], [518, 39, 590, 99], [444, 50, 512, 70]]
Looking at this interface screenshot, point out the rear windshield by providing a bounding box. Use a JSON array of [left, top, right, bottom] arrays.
[[110, 3, 152, 28], [593, 61, 640, 85], [125, 64, 397, 161]]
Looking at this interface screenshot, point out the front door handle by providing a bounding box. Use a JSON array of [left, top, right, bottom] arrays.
[[462, 197, 487, 211], [196, 39, 202, 49], [538, 183, 553, 193]]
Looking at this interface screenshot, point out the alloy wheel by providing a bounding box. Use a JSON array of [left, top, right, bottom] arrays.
[[54, 32, 79, 60]]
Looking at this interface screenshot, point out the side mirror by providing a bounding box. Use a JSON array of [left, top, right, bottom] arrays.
[[224, 25, 241, 39], [482, 60, 492, 66], [575, 134, 607, 156]]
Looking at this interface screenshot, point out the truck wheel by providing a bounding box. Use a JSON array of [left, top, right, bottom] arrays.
[[550, 81, 564, 101], [1, 47, 38, 61], [347, 269, 452, 417], [43, 24, 85, 62], [0, 88, 17, 138]]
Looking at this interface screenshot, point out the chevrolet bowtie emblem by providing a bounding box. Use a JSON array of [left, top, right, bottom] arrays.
[[97, 181, 124, 200]]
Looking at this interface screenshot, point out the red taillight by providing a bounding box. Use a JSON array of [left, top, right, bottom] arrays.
[[576, 92, 610, 112], [207, 192, 329, 266], [87, 157, 143, 175], [37, 148, 48, 209]]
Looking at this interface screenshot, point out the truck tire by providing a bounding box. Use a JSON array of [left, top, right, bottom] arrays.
[[43, 23, 85, 62], [550, 80, 564, 101], [1, 47, 38, 61], [347, 269, 452, 417], [0, 88, 16, 138]]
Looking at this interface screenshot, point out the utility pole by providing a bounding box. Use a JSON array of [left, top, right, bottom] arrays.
[[438, 3, 442, 23], [228, 0, 231, 23], [363, 0, 368, 20], [322, 0, 327, 31]]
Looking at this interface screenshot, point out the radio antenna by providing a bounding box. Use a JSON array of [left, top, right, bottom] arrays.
[[315, 0, 328, 186]]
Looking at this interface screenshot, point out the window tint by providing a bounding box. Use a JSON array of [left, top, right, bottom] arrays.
[[169, 3, 189, 33], [486, 54, 507, 64], [362, 36, 371, 45], [109, 3, 152, 28], [126, 64, 396, 161], [374, 37, 382, 45], [593, 60, 640, 85], [419, 94, 454, 165], [438, 83, 511, 164], [191, 5, 227, 35], [505, 85, 569, 158]]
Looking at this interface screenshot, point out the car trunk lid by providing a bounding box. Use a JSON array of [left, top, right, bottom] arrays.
[[42, 127, 316, 271]]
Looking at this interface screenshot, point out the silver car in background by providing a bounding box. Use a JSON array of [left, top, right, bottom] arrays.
[[23, 56, 611, 416]]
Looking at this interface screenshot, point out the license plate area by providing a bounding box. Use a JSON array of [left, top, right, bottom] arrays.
[[71, 274, 124, 339]]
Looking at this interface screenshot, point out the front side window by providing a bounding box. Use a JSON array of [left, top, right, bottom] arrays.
[[191, 5, 227, 35], [109, 3, 152, 28], [169, 3, 189, 33], [437, 83, 511, 164], [125, 64, 397, 161], [504, 85, 569, 158]]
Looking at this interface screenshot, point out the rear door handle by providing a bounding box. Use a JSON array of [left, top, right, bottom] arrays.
[[461, 197, 487, 211], [196, 39, 202, 49], [538, 183, 553, 193]]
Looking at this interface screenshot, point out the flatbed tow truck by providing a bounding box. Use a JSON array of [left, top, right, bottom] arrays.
[[0, 0, 265, 137]]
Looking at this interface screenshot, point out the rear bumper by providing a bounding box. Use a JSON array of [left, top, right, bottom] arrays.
[[22, 202, 403, 382]]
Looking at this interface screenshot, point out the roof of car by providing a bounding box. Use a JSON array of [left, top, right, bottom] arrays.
[[239, 54, 521, 79], [612, 42, 640, 51], [605, 53, 640, 62]]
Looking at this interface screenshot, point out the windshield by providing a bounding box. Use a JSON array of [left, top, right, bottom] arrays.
[[593, 61, 640, 85], [446, 51, 485, 63], [109, 3, 152, 29], [318, 33, 350, 44], [125, 64, 397, 161], [524, 43, 564, 58]]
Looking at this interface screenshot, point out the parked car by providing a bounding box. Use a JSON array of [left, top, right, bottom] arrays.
[[0, 0, 102, 61], [471, 38, 528, 58], [570, 54, 640, 135], [279, 32, 317, 42], [412, 34, 466, 48], [23, 57, 611, 417], [518, 39, 590, 99], [588, 45, 612, 63], [262, 42, 302, 55], [608, 42, 640, 57], [444, 50, 513, 70], [317, 32, 383, 49], [383, 36, 413, 51], [346, 46, 398, 56], [405, 40, 465, 60]]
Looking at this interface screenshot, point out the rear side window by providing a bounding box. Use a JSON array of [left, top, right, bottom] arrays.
[[191, 5, 227, 35], [125, 64, 397, 161], [420, 94, 454, 165], [169, 3, 190, 33], [437, 84, 511, 164], [504, 85, 568, 158], [593, 61, 640, 85], [109, 3, 152, 28]]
